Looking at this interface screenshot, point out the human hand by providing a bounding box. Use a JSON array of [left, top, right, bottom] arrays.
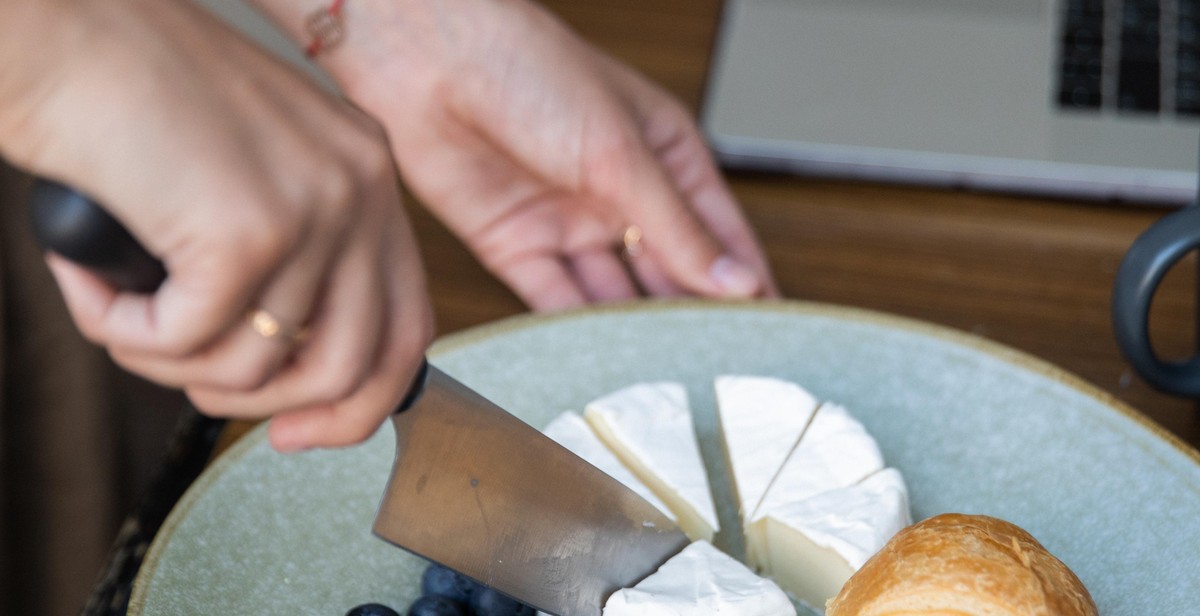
[[0, 0, 432, 451], [256, 0, 778, 310]]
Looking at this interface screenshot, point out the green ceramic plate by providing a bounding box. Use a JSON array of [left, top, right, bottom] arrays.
[[129, 300, 1200, 615]]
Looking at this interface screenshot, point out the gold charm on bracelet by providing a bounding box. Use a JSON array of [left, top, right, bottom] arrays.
[[304, 0, 347, 58]]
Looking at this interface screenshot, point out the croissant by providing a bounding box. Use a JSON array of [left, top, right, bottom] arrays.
[[826, 513, 1097, 616]]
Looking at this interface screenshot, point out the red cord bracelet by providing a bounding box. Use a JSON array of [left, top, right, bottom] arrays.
[[304, 0, 347, 58]]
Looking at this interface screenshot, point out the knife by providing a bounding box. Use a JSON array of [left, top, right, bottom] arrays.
[[28, 180, 690, 616]]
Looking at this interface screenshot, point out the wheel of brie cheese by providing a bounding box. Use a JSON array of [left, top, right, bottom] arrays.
[[540, 376, 913, 614]]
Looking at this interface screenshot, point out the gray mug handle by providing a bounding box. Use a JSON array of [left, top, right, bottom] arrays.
[[1111, 205, 1200, 397]]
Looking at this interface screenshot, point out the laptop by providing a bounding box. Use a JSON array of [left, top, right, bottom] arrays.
[[701, 0, 1200, 205]]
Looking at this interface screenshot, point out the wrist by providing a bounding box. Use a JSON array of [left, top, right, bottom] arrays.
[[246, 0, 477, 101]]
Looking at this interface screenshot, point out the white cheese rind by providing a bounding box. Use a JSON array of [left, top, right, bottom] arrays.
[[542, 411, 675, 522], [585, 382, 719, 541], [744, 403, 885, 570], [714, 375, 819, 525], [751, 403, 885, 522], [766, 468, 911, 570], [603, 541, 797, 616], [759, 468, 912, 610]]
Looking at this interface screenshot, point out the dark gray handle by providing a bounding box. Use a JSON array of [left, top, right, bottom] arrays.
[[1112, 205, 1200, 397], [29, 180, 166, 293], [28, 179, 429, 411]]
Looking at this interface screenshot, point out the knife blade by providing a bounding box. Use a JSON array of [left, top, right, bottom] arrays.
[[29, 180, 690, 616], [377, 363, 687, 615]]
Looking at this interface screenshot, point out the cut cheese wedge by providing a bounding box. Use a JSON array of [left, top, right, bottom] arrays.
[[751, 403, 885, 521], [759, 468, 912, 611], [584, 382, 719, 542], [542, 411, 675, 523], [745, 403, 885, 569], [714, 375, 819, 528], [603, 540, 796, 616]]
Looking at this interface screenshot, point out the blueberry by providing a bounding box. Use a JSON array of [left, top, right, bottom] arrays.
[[421, 564, 482, 603], [345, 603, 401, 616], [469, 587, 537, 616], [406, 595, 471, 616]]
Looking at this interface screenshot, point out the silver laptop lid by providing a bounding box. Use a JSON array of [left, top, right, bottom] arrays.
[[702, 0, 1200, 205]]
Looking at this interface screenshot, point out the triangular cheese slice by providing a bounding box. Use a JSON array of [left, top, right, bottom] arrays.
[[751, 403, 885, 520], [760, 468, 911, 610], [603, 541, 796, 616], [746, 403, 885, 569], [714, 375, 819, 529], [542, 411, 675, 523], [584, 382, 719, 542]]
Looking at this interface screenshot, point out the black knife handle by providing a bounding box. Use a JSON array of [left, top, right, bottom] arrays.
[[28, 178, 429, 411], [29, 180, 166, 294]]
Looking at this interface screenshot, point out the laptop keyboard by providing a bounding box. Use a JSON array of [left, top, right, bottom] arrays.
[[1059, 0, 1200, 116]]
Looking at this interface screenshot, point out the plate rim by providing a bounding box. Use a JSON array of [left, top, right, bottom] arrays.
[[127, 298, 1200, 613]]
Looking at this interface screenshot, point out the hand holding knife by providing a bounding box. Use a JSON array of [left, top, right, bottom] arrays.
[[29, 180, 688, 616]]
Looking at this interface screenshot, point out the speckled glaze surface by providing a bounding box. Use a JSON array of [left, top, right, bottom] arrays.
[[129, 300, 1200, 616]]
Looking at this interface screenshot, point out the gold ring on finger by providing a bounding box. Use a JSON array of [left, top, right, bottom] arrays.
[[247, 308, 310, 345], [621, 224, 644, 259]]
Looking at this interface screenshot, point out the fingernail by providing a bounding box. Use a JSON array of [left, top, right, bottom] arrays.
[[709, 256, 760, 297]]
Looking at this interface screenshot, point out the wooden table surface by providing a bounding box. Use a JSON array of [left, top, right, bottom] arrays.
[[402, 0, 1200, 453]]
